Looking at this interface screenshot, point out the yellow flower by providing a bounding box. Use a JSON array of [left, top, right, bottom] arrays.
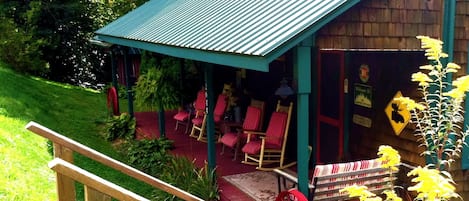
[[383, 190, 402, 201], [452, 75, 469, 92], [411, 72, 432, 86], [419, 65, 434, 70], [394, 97, 426, 111], [407, 166, 458, 201], [340, 185, 380, 201], [447, 62, 460, 69], [443, 88, 465, 100], [417, 36, 445, 61], [377, 145, 400, 171]]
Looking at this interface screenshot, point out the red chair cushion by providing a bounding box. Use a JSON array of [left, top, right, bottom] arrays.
[[264, 112, 287, 148], [173, 111, 190, 121], [242, 140, 261, 154], [243, 106, 261, 130], [219, 132, 239, 148], [194, 90, 206, 111], [192, 117, 204, 126], [214, 94, 227, 122]]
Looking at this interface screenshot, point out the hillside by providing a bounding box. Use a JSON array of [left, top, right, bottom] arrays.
[[0, 65, 153, 200]]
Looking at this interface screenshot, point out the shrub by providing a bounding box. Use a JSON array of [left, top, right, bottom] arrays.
[[126, 138, 174, 176], [104, 113, 135, 141]]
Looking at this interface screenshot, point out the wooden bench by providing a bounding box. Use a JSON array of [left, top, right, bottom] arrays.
[[274, 158, 398, 201]]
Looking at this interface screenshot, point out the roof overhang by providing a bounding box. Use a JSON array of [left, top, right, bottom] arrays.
[[94, 0, 360, 72]]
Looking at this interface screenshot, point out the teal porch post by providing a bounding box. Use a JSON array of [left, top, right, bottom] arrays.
[[295, 37, 312, 197], [442, 0, 455, 82], [123, 47, 135, 118], [463, 44, 469, 170], [204, 63, 216, 171]]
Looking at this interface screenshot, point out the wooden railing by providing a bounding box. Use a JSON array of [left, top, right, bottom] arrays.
[[26, 121, 203, 201]]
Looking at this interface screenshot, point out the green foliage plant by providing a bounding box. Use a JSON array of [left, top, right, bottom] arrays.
[[152, 157, 220, 201], [190, 163, 220, 201], [126, 138, 174, 176], [134, 53, 181, 111], [0, 17, 48, 74], [105, 112, 136, 141]]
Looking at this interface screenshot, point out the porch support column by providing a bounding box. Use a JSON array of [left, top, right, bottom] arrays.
[[123, 47, 134, 118], [463, 44, 469, 170], [442, 0, 455, 82], [204, 62, 216, 171], [295, 36, 313, 197]]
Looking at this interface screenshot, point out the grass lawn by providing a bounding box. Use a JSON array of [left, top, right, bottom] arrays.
[[0, 64, 155, 200]]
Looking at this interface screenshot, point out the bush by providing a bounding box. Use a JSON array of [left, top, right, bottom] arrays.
[[126, 138, 174, 176], [104, 113, 135, 141], [152, 157, 220, 201], [0, 18, 48, 75]]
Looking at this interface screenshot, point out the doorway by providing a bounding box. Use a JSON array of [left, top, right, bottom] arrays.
[[316, 50, 345, 163]]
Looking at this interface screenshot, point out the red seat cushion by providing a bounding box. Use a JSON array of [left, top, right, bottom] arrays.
[[192, 117, 204, 126], [264, 112, 287, 148], [220, 132, 239, 148], [242, 141, 262, 154], [173, 111, 190, 121]]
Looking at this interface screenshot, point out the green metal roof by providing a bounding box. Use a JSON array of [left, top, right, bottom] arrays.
[[95, 0, 360, 71]]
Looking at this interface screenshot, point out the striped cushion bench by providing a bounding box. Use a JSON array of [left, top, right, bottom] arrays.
[[274, 158, 397, 201]]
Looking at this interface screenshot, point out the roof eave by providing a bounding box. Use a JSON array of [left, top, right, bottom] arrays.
[[95, 35, 270, 72], [265, 0, 361, 61]]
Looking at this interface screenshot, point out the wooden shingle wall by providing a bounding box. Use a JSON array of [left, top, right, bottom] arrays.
[[455, 1, 469, 71], [316, 0, 441, 50]]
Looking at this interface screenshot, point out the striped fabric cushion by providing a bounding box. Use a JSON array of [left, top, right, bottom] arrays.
[[312, 159, 386, 200]]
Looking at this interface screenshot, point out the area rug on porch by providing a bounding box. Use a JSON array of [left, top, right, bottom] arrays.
[[222, 171, 293, 201]]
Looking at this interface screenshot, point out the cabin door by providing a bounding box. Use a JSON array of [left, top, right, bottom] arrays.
[[317, 50, 345, 163]]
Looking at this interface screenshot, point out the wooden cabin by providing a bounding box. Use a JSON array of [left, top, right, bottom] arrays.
[[95, 0, 469, 198]]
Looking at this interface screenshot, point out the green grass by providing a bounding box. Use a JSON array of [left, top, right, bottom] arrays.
[[0, 64, 155, 200]]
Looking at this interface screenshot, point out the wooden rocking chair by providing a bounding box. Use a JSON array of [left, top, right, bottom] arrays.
[[190, 94, 227, 142], [241, 101, 294, 170], [173, 89, 205, 134], [219, 99, 265, 160]]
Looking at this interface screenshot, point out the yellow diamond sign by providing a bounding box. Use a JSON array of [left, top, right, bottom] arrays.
[[384, 91, 410, 135]]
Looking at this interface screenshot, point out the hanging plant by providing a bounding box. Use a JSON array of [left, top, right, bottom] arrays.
[[134, 53, 181, 111]]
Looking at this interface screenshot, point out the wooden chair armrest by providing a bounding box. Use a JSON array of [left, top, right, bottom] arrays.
[[243, 130, 266, 136]]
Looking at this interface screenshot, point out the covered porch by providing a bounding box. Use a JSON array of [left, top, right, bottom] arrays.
[[94, 1, 362, 196]]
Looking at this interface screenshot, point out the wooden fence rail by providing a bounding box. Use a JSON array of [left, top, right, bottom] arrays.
[[25, 121, 203, 201]]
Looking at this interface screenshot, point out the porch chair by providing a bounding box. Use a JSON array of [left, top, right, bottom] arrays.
[[241, 101, 294, 170], [173, 89, 205, 134], [219, 99, 265, 160], [190, 94, 227, 142]]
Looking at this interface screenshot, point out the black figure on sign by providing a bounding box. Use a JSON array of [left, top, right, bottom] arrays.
[[391, 103, 404, 123]]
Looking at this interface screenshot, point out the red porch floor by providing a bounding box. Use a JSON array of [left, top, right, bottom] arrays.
[[134, 111, 258, 201]]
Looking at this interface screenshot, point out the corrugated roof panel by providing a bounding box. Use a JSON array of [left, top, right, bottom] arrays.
[[96, 0, 357, 58]]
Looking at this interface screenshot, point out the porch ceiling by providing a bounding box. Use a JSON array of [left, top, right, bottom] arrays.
[[94, 0, 360, 71]]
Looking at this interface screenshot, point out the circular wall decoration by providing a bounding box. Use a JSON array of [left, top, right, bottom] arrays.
[[359, 64, 370, 83]]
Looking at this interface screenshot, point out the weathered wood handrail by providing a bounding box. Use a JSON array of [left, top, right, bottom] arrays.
[[49, 158, 149, 201], [26, 121, 203, 201]]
